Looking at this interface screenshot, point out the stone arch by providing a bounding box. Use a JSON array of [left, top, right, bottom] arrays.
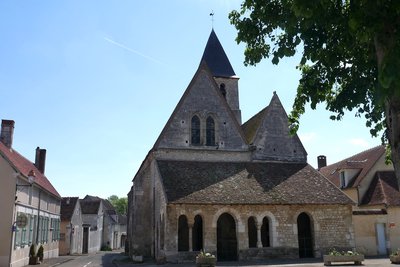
[[211, 207, 241, 228], [297, 212, 314, 258], [217, 213, 237, 261], [178, 215, 189, 251], [261, 216, 270, 247], [257, 211, 277, 246]]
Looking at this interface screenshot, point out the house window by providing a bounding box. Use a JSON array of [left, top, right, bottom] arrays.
[[206, 116, 215, 146], [191, 116, 200, 145], [340, 171, 346, 188], [178, 215, 189, 251], [192, 215, 203, 251], [261, 217, 270, 247], [248, 217, 257, 248]]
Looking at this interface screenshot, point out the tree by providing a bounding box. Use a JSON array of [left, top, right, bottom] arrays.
[[107, 195, 128, 215], [229, 0, 400, 185]]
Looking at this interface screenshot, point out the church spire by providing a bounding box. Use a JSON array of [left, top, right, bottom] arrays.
[[200, 29, 236, 78]]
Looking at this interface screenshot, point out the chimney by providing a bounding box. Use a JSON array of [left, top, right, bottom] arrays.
[[0, 120, 15, 148], [317, 155, 327, 170], [35, 147, 46, 174]]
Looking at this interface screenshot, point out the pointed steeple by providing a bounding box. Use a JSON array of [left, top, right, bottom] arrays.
[[201, 29, 236, 78]]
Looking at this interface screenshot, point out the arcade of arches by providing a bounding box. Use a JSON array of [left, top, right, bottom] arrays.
[[165, 204, 354, 261]]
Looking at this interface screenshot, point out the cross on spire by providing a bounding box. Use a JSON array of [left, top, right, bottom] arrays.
[[210, 11, 214, 29]]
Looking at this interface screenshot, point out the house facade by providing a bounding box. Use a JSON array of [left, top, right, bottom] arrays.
[[0, 119, 61, 267], [127, 30, 355, 263], [60, 197, 83, 255], [320, 146, 400, 256]]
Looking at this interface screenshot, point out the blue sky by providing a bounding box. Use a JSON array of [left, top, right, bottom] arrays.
[[1, 0, 381, 198]]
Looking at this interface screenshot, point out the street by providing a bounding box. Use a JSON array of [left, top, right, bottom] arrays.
[[43, 251, 120, 267]]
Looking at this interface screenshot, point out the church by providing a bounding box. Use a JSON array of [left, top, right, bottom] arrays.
[[127, 30, 355, 263]]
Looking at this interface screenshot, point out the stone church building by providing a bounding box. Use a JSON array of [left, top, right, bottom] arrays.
[[127, 30, 355, 263]]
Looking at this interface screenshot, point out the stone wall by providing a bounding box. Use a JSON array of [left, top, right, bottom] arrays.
[[162, 203, 354, 262]]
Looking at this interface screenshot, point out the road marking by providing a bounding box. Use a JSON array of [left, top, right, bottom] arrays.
[[83, 262, 92, 267]]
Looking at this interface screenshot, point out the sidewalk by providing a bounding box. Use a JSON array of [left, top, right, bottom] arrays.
[[112, 254, 395, 267], [23, 255, 76, 267]]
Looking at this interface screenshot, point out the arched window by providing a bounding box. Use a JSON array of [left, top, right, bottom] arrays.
[[206, 116, 215, 146], [191, 116, 200, 145], [248, 217, 257, 248], [261, 217, 270, 247], [192, 215, 203, 251], [178, 215, 189, 251], [220, 83, 226, 99]]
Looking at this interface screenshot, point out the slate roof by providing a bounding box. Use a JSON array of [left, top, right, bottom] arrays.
[[61, 197, 79, 221], [0, 142, 61, 198], [361, 171, 400, 206], [320, 145, 386, 188], [157, 160, 353, 205], [200, 29, 236, 78], [80, 200, 101, 214]]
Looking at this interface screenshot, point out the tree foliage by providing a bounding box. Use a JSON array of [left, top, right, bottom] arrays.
[[108, 195, 128, 215], [229, 0, 400, 184]]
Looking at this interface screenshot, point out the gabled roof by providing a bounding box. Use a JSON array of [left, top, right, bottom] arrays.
[[157, 160, 353, 205], [153, 61, 247, 150], [83, 195, 116, 213], [320, 145, 386, 188], [200, 29, 236, 78], [242, 92, 307, 162], [61, 197, 79, 221], [241, 106, 268, 144], [361, 171, 400, 206], [0, 142, 61, 198]]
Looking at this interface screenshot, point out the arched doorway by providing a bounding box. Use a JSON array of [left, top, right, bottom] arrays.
[[217, 213, 237, 261], [297, 212, 313, 258]]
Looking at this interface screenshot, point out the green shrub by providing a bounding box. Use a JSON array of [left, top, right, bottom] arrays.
[[29, 244, 36, 257], [101, 245, 112, 251], [37, 245, 44, 261]]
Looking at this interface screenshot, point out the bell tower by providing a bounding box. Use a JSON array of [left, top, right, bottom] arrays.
[[201, 30, 241, 124]]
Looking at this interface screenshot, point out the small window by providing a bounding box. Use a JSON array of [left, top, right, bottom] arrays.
[[191, 116, 200, 145], [206, 116, 215, 146], [220, 83, 226, 98], [340, 171, 346, 188]]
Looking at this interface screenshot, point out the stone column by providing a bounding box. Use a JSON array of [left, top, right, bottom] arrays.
[[189, 223, 193, 251], [257, 222, 262, 248]]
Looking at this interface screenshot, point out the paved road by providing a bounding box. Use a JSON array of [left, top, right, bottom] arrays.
[[28, 252, 395, 267]]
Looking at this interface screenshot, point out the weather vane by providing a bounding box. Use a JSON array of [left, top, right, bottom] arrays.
[[210, 10, 214, 29]]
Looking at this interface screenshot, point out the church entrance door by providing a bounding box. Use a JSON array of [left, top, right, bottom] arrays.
[[217, 213, 237, 261], [297, 212, 313, 258]]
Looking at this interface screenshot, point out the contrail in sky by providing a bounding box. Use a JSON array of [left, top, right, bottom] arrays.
[[104, 36, 165, 66]]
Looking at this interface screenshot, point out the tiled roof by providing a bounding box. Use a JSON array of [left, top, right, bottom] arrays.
[[83, 195, 116, 212], [361, 171, 400, 206], [157, 160, 353, 205], [80, 200, 101, 214], [61, 197, 79, 221], [320, 146, 385, 188], [241, 107, 268, 144], [200, 29, 236, 77], [0, 142, 61, 198]]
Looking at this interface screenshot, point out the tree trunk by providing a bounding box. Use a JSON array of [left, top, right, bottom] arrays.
[[385, 97, 400, 189]]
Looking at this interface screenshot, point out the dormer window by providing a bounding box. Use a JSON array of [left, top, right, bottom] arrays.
[[220, 83, 226, 99], [206, 116, 215, 146], [191, 116, 201, 145]]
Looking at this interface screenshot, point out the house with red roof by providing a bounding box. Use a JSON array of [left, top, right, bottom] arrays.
[[320, 146, 400, 256], [0, 120, 61, 267]]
